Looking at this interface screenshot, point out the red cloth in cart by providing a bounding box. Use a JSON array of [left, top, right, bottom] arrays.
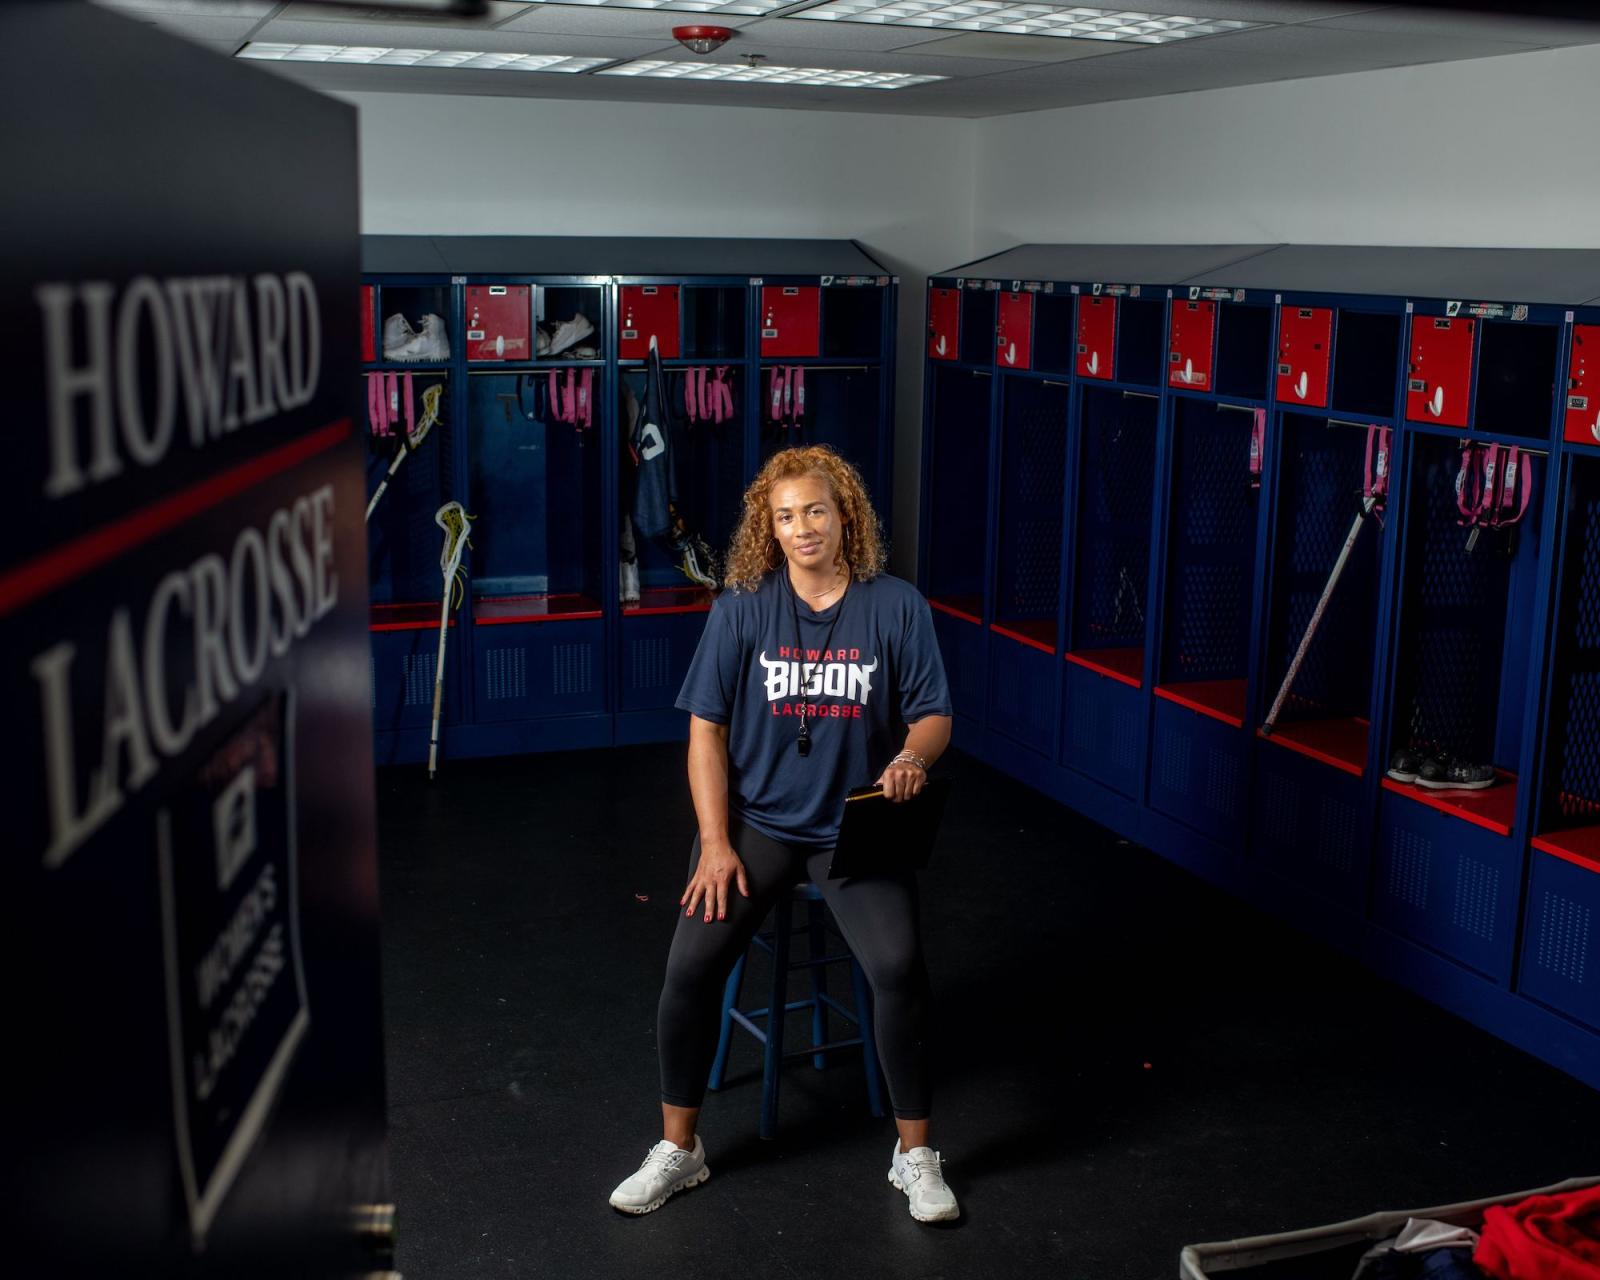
[[1473, 1185, 1600, 1280]]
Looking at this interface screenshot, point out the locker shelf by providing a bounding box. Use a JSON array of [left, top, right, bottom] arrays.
[[1380, 772, 1518, 837], [1065, 646, 1143, 689], [1154, 677, 1247, 728], [473, 593, 603, 624], [370, 602, 453, 631], [623, 587, 714, 616], [992, 618, 1055, 653], [1258, 715, 1368, 777], [929, 594, 983, 624], [1531, 825, 1600, 875]]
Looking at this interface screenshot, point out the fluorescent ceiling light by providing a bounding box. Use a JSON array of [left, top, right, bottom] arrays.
[[790, 2, 1261, 42], [599, 59, 944, 87], [236, 43, 611, 70]]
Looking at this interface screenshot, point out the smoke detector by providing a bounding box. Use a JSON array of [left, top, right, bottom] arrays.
[[672, 25, 733, 54]]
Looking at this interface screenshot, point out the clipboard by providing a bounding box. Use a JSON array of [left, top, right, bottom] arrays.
[[826, 776, 951, 879]]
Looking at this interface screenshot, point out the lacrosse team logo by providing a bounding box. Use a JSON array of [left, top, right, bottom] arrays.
[[758, 648, 878, 719]]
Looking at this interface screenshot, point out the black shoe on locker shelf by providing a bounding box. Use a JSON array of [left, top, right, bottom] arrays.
[[1386, 748, 1427, 784], [1416, 755, 1497, 791]]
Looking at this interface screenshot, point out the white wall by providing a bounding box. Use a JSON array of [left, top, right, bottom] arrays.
[[344, 91, 979, 569], [972, 42, 1600, 255]]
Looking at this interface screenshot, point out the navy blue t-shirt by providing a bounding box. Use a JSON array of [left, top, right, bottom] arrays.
[[675, 572, 953, 847]]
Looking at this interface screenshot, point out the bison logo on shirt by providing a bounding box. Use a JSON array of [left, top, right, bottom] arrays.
[[757, 650, 877, 705]]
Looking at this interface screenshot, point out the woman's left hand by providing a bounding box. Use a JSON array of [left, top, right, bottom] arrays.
[[876, 761, 926, 803]]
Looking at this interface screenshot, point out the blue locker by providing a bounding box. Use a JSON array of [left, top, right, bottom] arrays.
[[1374, 794, 1521, 983], [932, 608, 985, 725], [1252, 740, 1367, 909], [1060, 659, 1144, 799], [471, 618, 605, 722], [1519, 847, 1600, 1032]]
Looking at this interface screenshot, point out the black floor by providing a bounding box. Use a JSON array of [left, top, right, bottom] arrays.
[[377, 745, 1600, 1279]]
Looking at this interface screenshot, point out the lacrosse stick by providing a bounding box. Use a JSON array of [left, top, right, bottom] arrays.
[[1262, 425, 1390, 736], [428, 501, 474, 779], [365, 381, 444, 523]]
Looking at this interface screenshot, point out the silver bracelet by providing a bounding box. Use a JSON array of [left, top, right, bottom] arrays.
[[891, 750, 928, 772]]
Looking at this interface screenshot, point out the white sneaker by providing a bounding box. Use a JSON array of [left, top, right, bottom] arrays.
[[544, 312, 595, 357], [888, 1143, 959, 1223], [388, 313, 450, 362], [381, 313, 416, 359], [609, 1136, 709, 1214]]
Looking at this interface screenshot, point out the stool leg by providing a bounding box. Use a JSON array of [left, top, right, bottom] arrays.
[[807, 899, 828, 1071], [849, 957, 886, 1120], [707, 953, 746, 1092], [760, 896, 791, 1140]]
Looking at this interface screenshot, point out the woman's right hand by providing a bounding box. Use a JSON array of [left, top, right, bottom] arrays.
[[681, 836, 751, 923]]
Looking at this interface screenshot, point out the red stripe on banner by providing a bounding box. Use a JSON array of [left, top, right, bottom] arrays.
[[0, 419, 351, 619]]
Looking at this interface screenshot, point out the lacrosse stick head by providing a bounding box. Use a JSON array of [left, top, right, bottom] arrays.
[[407, 382, 443, 450], [435, 501, 474, 606]]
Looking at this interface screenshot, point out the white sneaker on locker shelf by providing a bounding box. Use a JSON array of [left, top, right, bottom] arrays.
[[381, 313, 416, 360], [543, 312, 595, 357], [388, 313, 451, 363]]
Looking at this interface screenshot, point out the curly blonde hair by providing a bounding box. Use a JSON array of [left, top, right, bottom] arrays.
[[723, 446, 887, 591]]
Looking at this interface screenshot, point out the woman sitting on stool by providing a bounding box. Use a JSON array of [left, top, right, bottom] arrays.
[[609, 445, 959, 1223]]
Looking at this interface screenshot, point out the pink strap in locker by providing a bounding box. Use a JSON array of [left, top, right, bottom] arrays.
[[1248, 408, 1265, 488], [1364, 425, 1391, 506]]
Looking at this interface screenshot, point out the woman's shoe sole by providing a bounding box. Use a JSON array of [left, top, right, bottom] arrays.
[[610, 1165, 710, 1215], [1416, 777, 1494, 791]]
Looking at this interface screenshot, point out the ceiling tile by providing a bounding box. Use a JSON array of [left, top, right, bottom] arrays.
[[991, 20, 1548, 82], [497, 6, 763, 35], [104, 11, 268, 41], [1310, 10, 1600, 45], [94, 0, 275, 14], [1078, 1, 1387, 19], [901, 32, 1135, 63], [274, 1, 536, 25], [730, 17, 966, 51]]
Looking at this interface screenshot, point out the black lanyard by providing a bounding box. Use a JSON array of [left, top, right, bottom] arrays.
[[785, 568, 848, 757]]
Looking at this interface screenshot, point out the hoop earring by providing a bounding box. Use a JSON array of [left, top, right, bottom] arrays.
[[766, 540, 783, 572]]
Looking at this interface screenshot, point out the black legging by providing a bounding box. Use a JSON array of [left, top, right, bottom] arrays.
[[658, 820, 932, 1120]]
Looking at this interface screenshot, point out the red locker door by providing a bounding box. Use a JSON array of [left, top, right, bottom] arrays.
[[1169, 299, 1216, 389], [360, 285, 375, 363], [1564, 324, 1600, 444], [1077, 295, 1116, 380], [996, 291, 1033, 369], [761, 286, 820, 357], [465, 284, 532, 362], [928, 286, 960, 360], [1276, 305, 1332, 406], [1406, 316, 1474, 427], [620, 285, 680, 358]]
